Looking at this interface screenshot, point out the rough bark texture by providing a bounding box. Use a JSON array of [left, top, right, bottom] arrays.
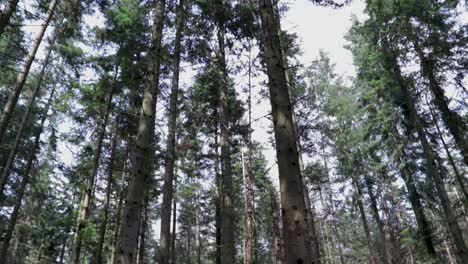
[[216, 18, 235, 264], [0, 0, 57, 145], [0, 42, 52, 200], [270, 186, 285, 264], [384, 48, 468, 262], [159, 1, 184, 262], [95, 130, 118, 264], [0, 87, 54, 262], [0, 0, 20, 36], [258, 0, 313, 262], [214, 129, 222, 264], [72, 85, 114, 264], [113, 0, 165, 263]]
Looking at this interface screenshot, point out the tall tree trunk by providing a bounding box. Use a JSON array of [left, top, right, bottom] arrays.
[[214, 128, 222, 264], [0, 42, 53, 200], [410, 32, 468, 165], [159, 1, 184, 262], [137, 191, 149, 264], [353, 179, 375, 264], [0, 87, 55, 262], [389, 128, 437, 257], [0, 0, 20, 36], [216, 16, 235, 264], [270, 186, 285, 264], [384, 48, 468, 262], [321, 142, 345, 264], [195, 197, 201, 264], [110, 158, 129, 264], [428, 105, 468, 205], [170, 169, 177, 264], [363, 174, 389, 264], [72, 82, 115, 264], [113, 0, 165, 263], [258, 0, 313, 262], [0, 0, 58, 144], [95, 130, 118, 264], [243, 44, 254, 264]]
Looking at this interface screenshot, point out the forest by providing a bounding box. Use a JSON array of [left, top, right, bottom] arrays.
[[0, 0, 467, 263]]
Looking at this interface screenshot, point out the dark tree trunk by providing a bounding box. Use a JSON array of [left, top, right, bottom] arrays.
[[0, 0, 20, 36], [159, 0, 185, 262]]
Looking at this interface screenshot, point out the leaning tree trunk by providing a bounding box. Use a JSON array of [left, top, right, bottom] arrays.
[[0, 42, 53, 200], [270, 186, 285, 264], [159, 0, 185, 262], [410, 32, 468, 166], [95, 130, 118, 264], [353, 179, 376, 264], [0, 0, 58, 145], [113, 0, 165, 263], [390, 130, 437, 257], [216, 17, 235, 264], [258, 0, 313, 262], [0, 87, 55, 262], [0, 0, 20, 36], [72, 83, 114, 264], [384, 48, 468, 262]]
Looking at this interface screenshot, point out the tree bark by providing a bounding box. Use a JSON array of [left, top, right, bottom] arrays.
[[72, 80, 114, 264], [216, 15, 235, 264], [113, 0, 165, 263], [0, 41, 53, 200], [214, 128, 222, 264], [353, 179, 375, 263], [95, 130, 118, 264], [383, 48, 468, 262], [0, 0, 58, 145], [0, 0, 20, 36], [159, 0, 184, 262], [0, 87, 55, 262], [258, 0, 313, 262]]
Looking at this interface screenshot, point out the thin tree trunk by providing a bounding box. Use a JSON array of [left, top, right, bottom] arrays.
[[354, 180, 376, 264], [214, 128, 222, 264], [170, 169, 177, 264], [72, 81, 115, 264], [137, 191, 149, 264], [410, 32, 468, 165], [0, 41, 53, 200], [95, 130, 118, 264], [0, 0, 20, 36], [321, 142, 345, 264], [0, 0, 58, 144], [159, 1, 184, 262], [0, 87, 55, 262], [389, 128, 437, 257], [258, 0, 313, 262], [270, 186, 285, 264], [428, 104, 468, 205], [195, 198, 201, 264], [384, 48, 468, 262], [113, 1, 165, 263], [216, 16, 235, 264], [110, 159, 128, 264], [243, 43, 254, 264], [364, 174, 389, 264]]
